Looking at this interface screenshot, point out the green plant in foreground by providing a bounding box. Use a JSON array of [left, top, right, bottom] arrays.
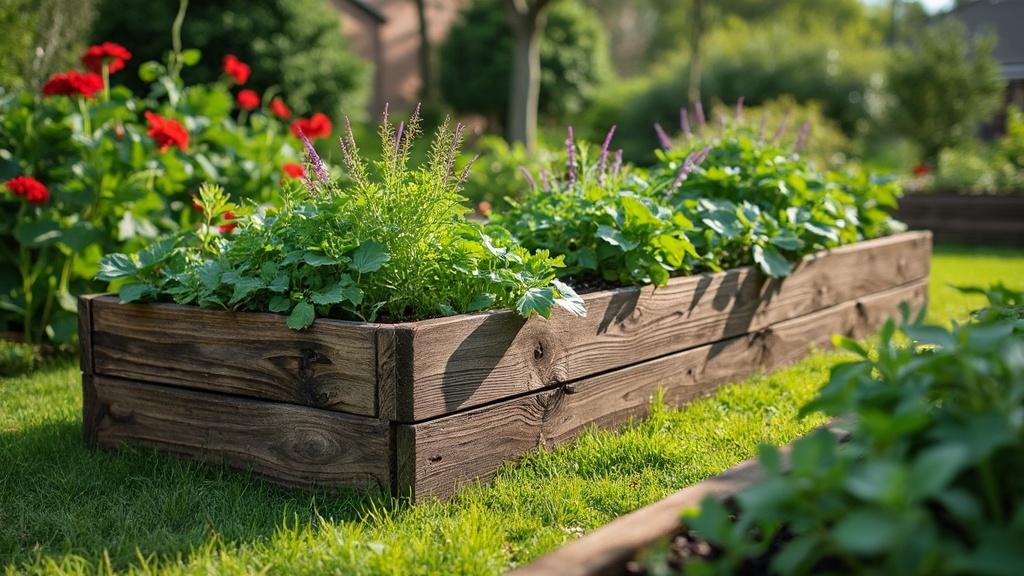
[[97, 108, 585, 325], [668, 285, 1024, 575]]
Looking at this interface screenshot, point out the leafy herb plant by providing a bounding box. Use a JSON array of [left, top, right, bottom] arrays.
[[98, 109, 585, 327], [657, 285, 1024, 575]]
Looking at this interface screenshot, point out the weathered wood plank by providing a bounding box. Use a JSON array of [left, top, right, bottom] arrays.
[[392, 231, 931, 421], [77, 294, 98, 375], [896, 193, 1024, 245], [86, 374, 392, 489], [89, 296, 380, 417], [395, 279, 927, 501]]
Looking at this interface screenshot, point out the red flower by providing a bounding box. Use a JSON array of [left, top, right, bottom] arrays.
[[222, 55, 250, 84], [81, 42, 132, 74], [237, 89, 260, 110], [912, 163, 931, 177], [478, 201, 492, 216], [218, 211, 237, 233], [42, 70, 104, 98], [145, 111, 189, 153], [270, 98, 292, 119], [282, 163, 305, 179], [5, 176, 49, 206], [290, 113, 332, 140]]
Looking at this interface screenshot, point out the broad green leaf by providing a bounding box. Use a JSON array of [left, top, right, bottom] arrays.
[[138, 61, 164, 82], [831, 334, 869, 358], [844, 461, 906, 505], [552, 279, 586, 317], [119, 282, 153, 303], [59, 221, 102, 253], [268, 295, 292, 313], [804, 221, 839, 242], [516, 287, 555, 319], [769, 534, 820, 575], [909, 444, 970, 501], [769, 231, 803, 251], [311, 285, 348, 305], [595, 225, 639, 251], [268, 274, 289, 292], [286, 301, 315, 330], [831, 510, 899, 555], [901, 324, 956, 348], [350, 241, 390, 273], [181, 48, 202, 66], [303, 252, 344, 267], [45, 315, 79, 345], [14, 220, 62, 247], [466, 293, 495, 312], [228, 277, 263, 306], [96, 253, 138, 280], [752, 244, 792, 278]]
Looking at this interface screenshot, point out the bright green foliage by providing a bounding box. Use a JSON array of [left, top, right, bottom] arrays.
[[98, 111, 585, 325], [0, 38, 307, 345], [89, 0, 369, 120], [439, 0, 612, 130], [886, 19, 1004, 164], [926, 107, 1024, 194], [492, 128, 700, 287], [654, 123, 903, 277], [459, 134, 558, 213], [670, 285, 1024, 575]]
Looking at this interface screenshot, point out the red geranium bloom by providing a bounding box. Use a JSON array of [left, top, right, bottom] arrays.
[[912, 163, 931, 177], [145, 111, 189, 153], [282, 163, 305, 179], [290, 113, 332, 140], [5, 176, 50, 206], [81, 42, 132, 74], [218, 211, 237, 233], [222, 55, 250, 84], [42, 70, 104, 98], [237, 89, 260, 110], [270, 98, 292, 119]]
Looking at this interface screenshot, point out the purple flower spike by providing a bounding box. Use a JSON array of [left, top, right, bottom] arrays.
[[394, 120, 405, 161], [735, 97, 745, 121], [680, 108, 691, 136], [566, 126, 577, 187], [300, 129, 330, 185], [695, 101, 705, 129], [671, 144, 713, 193], [613, 149, 623, 180], [518, 165, 537, 190], [794, 121, 810, 155], [540, 168, 551, 192], [597, 125, 617, 184], [459, 154, 481, 185], [654, 122, 672, 150]]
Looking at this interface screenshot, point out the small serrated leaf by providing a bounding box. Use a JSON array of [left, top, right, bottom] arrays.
[[516, 287, 555, 319]]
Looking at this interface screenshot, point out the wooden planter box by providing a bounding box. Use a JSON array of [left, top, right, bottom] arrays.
[[896, 192, 1024, 245], [79, 231, 931, 501]]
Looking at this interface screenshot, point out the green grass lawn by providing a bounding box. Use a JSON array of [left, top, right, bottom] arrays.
[[2, 244, 1022, 576]]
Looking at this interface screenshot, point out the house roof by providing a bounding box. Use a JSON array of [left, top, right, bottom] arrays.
[[946, 0, 1024, 80], [341, 0, 387, 24]]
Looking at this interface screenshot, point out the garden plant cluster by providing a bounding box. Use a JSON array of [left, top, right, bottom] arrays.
[[636, 285, 1024, 576]]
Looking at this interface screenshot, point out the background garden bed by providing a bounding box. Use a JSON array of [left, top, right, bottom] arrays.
[[80, 231, 931, 501], [895, 192, 1024, 245]]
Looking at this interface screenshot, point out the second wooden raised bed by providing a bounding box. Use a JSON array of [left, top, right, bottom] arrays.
[[79, 231, 931, 501]]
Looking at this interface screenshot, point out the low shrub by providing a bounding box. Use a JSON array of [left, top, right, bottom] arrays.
[[0, 339, 41, 377], [650, 284, 1024, 575]]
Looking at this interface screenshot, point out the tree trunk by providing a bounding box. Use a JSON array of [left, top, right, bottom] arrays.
[[414, 0, 435, 101], [687, 0, 703, 119], [504, 0, 554, 154]]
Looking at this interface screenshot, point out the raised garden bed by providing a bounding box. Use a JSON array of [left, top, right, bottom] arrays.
[[79, 231, 931, 501], [895, 192, 1024, 245]]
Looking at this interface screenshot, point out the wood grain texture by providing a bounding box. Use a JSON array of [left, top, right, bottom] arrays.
[[395, 279, 927, 501], [87, 374, 392, 488], [392, 231, 932, 421], [511, 423, 853, 576], [89, 296, 380, 417], [77, 294, 98, 375]]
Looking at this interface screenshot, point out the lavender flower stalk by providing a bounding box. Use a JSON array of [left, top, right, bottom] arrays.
[[680, 108, 691, 136], [670, 144, 713, 194], [565, 126, 577, 187], [654, 122, 672, 150], [597, 125, 616, 185], [518, 165, 537, 191], [695, 101, 705, 130], [300, 130, 330, 190], [735, 97, 745, 121]]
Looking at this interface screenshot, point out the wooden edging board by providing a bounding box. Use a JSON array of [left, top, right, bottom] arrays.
[[896, 193, 1024, 245]]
